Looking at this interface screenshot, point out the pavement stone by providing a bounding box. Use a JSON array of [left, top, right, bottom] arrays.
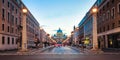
[[70, 46, 120, 55], [0, 46, 54, 55]]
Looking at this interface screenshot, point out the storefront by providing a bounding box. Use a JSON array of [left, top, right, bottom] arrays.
[[108, 33, 120, 48]]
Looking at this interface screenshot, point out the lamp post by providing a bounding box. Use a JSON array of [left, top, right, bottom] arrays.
[[71, 31, 74, 46], [91, 7, 98, 50], [40, 27, 43, 48], [21, 8, 28, 51]]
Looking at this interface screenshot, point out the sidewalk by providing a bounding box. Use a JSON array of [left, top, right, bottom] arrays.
[[17, 46, 54, 55], [84, 48, 120, 55], [70, 46, 120, 55], [0, 46, 54, 55]]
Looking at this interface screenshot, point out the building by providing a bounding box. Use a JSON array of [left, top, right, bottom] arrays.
[[0, 0, 40, 50], [26, 8, 40, 48], [40, 28, 52, 47], [78, 0, 120, 49], [78, 2, 98, 49], [51, 28, 67, 43], [0, 0, 23, 50], [72, 26, 79, 46], [97, 0, 120, 49], [40, 28, 47, 43]]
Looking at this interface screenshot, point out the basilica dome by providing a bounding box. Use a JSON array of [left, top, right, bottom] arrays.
[[57, 28, 63, 33], [51, 28, 67, 41]]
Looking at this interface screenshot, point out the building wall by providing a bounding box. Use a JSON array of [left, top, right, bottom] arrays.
[[78, 2, 98, 48], [0, 0, 22, 50], [40, 29, 47, 42], [73, 28, 79, 45], [26, 10, 40, 47], [84, 16, 93, 45], [78, 26, 84, 42], [97, 0, 104, 6], [97, 0, 120, 48], [0, 0, 40, 50], [78, 11, 93, 43]]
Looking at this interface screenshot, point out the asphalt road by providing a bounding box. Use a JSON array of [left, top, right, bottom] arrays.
[[0, 54, 120, 60], [41, 46, 82, 54], [0, 47, 120, 60]]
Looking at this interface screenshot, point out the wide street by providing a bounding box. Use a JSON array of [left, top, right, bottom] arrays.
[[41, 46, 82, 54], [0, 46, 120, 60], [1, 0, 120, 60], [0, 54, 120, 60]]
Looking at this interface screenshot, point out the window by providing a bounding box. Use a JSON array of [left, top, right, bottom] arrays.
[[16, 9, 18, 14], [7, 37, 10, 44], [107, 11, 110, 19], [12, 38, 14, 44], [100, 27, 102, 33], [16, 39, 17, 44], [111, 7, 115, 19], [111, 0, 114, 4], [112, 23, 115, 29], [15, 18, 18, 25], [8, 12, 10, 23], [11, 27, 14, 33], [103, 6, 105, 11], [103, 14, 105, 21], [118, 20, 120, 27], [19, 17, 21, 25], [16, 29, 17, 34], [2, 9, 5, 20], [12, 5, 14, 11], [107, 25, 110, 30], [107, 2, 109, 7], [11, 15, 14, 25], [2, 0, 4, 3], [8, 1, 10, 8], [2, 24, 4, 31], [8, 26, 9, 32], [2, 36, 5, 44], [119, 20, 120, 24], [118, 3, 120, 14], [103, 27, 105, 32]]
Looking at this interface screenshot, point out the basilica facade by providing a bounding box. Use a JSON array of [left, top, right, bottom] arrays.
[[51, 28, 67, 43]]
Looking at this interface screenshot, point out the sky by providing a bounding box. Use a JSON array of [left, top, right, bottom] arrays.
[[22, 0, 96, 36]]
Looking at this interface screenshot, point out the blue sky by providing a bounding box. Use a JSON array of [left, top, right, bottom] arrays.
[[22, 0, 96, 35]]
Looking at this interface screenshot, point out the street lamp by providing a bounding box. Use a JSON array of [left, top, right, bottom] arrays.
[[92, 7, 98, 14], [91, 6, 98, 50], [22, 8, 28, 14], [21, 8, 28, 51]]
